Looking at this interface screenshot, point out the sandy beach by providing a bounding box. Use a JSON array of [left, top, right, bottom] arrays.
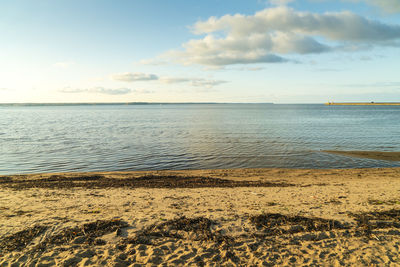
[[1, 168, 400, 266]]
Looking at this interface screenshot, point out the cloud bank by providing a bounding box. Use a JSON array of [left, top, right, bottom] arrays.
[[159, 77, 227, 88], [111, 72, 227, 88], [111, 72, 158, 82], [166, 6, 400, 66], [59, 87, 151, 95], [269, 0, 295, 6]]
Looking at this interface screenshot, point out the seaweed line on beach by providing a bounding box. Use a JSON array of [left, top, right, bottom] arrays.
[[124, 216, 233, 245], [349, 209, 400, 238], [122, 216, 241, 263], [250, 213, 351, 236], [35, 219, 128, 251], [250, 210, 400, 240], [2, 210, 400, 260], [0, 174, 295, 190], [0, 219, 128, 254], [0, 225, 48, 253]]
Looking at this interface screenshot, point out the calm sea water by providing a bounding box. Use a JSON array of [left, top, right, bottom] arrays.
[[1, 104, 400, 175]]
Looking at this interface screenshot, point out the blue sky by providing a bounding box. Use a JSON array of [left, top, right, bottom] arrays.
[[1, 0, 400, 103]]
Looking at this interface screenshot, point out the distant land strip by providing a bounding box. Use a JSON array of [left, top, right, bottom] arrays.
[[323, 150, 400, 162], [0, 102, 274, 106], [326, 102, 400, 106]]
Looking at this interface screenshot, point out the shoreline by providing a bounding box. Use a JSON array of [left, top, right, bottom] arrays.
[[2, 165, 400, 178], [2, 168, 400, 265], [323, 150, 400, 162], [2, 149, 400, 177]]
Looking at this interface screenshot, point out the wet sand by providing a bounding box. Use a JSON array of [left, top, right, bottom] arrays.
[[324, 150, 400, 162], [1, 168, 400, 266]]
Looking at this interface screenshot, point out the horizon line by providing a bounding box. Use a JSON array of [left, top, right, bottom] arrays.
[[0, 102, 337, 106], [1, 101, 397, 106]]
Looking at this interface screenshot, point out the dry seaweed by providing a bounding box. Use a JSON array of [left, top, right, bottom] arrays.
[[123, 216, 239, 262], [1, 175, 295, 190], [125, 216, 232, 245], [0, 225, 48, 252], [0, 176, 13, 184], [0, 220, 127, 253], [350, 209, 400, 231], [250, 213, 350, 236], [43, 175, 104, 182], [35, 219, 128, 251]]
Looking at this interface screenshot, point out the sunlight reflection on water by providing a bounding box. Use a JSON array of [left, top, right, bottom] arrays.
[[1, 104, 400, 174]]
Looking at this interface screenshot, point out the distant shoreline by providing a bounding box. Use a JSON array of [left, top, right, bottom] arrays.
[[326, 102, 400, 106], [2, 102, 400, 106], [0, 102, 274, 106]]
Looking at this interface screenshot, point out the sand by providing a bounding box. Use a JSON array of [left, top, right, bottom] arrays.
[[1, 168, 400, 266]]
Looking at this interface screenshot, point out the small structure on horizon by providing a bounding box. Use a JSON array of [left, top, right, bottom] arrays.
[[326, 102, 400, 106]]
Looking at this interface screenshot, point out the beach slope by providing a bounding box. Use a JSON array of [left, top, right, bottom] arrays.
[[1, 168, 400, 266]]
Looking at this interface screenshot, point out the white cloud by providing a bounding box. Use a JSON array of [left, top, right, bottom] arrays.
[[59, 87, 133, 95], [111, 72, 228, 88], [53, 61, 75, 68], [132, 89, 155, 94], [190, 79, 228, 88], [159, 77, 191, 84], [167, 6, 400, 66], [159, 77, 227, 88], [269, 0, 295, 6], [234, 66, 265, 71], [111, 72, 159, 82]]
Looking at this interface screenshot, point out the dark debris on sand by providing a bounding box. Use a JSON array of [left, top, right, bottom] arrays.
[[35, 219, 128, 251], [350, 209, 400, 237], [250, 213, 350, 236], [0, 220, 128, 253], [352, 209, 400, 224], [124, 216, 233, 245], [3, 210, 400, 262], [0, 225, 48, 252], [0, 174, 295, 190], [123, 216, 240, 263], [249, 210, 400, 240]]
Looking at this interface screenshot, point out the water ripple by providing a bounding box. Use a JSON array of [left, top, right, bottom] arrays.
[[1, 104, 400, 174]]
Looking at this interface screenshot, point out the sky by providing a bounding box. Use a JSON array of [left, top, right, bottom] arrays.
[[0, 0, 400, 103]]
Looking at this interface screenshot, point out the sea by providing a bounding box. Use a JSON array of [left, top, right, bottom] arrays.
[[1, 103, 400, 175]]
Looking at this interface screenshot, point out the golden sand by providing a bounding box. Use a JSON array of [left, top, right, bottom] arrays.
[[1, 168, 400, 266]]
